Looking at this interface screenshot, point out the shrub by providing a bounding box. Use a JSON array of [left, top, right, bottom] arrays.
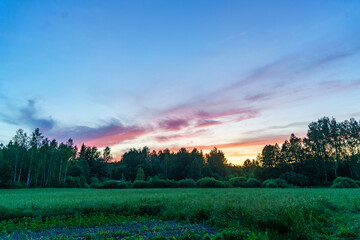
[[79, 176, 87, 187], [90, 180, 130, 189], [272, 178, 289, 188], [132, 180, 150, 188], [229, 177, 247, 187], [90, 177, 99, 184], [102, 180, 121, 189], [246, 178, 262, 188], [331, 177, 360, 188], [356, 180, 360, 187], [148, 176, 176, 188], [222, 181, 231, 188], [178, 179, 197, 188], [197, 177, 226, 188], [117, 181, 131, 188], [166, 179, 178, 188], [4, 181, 27, 189], [263, 179, 278, 188], [90, 182, 105, 188], [65, 176, 83, 188], [280, 172, 309, 187]]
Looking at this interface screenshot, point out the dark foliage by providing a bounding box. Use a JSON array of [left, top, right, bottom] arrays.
[[263, 179, 278, 188], [178, 178, 197, 188], [197, 177, 228, 188], [0, 117, 359, 188], [229, 177, 247, 187], [331, 177, 360, 188], [246, 178, 262, 188], [132, 180, 150, 188], [280, 172, 309, 187]]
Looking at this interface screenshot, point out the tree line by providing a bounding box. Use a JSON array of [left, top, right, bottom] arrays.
[[0, 116, 359, 188]]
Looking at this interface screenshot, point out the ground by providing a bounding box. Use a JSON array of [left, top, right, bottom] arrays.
[[0, 188, 359, 239]]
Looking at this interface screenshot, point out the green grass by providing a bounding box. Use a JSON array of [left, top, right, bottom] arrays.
[[0, 188, 359, 239]]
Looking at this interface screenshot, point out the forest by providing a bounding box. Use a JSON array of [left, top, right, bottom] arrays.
[[0, 116, 359, 188]]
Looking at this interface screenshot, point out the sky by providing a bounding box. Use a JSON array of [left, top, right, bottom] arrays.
[[0, 0, 360, 164]]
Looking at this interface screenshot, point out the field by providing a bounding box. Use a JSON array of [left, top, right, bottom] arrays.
[[0, 188, 359, 239]]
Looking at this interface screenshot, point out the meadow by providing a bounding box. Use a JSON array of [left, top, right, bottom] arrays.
[[0, 188, 359, 239]]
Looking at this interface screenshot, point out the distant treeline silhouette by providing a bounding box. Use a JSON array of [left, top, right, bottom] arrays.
[[0, 116, 359, 188]]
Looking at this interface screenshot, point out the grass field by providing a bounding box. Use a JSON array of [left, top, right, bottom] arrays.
[[0, 188, 359, 239]]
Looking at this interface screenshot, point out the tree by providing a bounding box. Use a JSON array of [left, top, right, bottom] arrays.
[[206, 147, 227, 178], [306, 117, 331, 183], [261, 144, 281, 168], [135, 167, 145, 180]]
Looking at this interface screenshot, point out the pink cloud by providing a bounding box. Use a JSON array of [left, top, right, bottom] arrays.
[[83, 128, 149, 147], [195, 120, 222, 128], [158, 118, 189, 130], [52, 121, 151, 147], [165, 135, 289, 152], [154, 129, 208, 143]]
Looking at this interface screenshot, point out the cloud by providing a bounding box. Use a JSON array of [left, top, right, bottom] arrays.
[[1, 41, 359, 158], [317, 79, 360, 92], [176, 135, 290, 151], [150, 42, 360, 139], [157, 118, 189, 130], [0, 96, 151, 147], [229, 44, 360, 90], [195, 120, 222, 128], [242, 122, 309, 137], [52, 120, 150, 147], [153, 129, 208, 143], [0, 99, 55, 132], [20, 100, 55, 131]]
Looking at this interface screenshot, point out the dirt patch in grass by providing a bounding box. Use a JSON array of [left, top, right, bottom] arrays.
[[5, 220, 217, 239]]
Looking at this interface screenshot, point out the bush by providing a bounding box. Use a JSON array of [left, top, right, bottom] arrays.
[[90, 182, 105, 188], [102, 180, 120, 189], [79, 176, 86, 187], [104, 180, 126, 189], [178, 179, 197, 188], [222, 181, 231, 188], [272, 178, 289, 188], [356, 180, 360, 187], [90, 180, 130, 189], [246, 178, 262, 188], [263, 178, 290, 188], [280, 172, 309, 187], [3, 181, 27, 189], [331, 177, 360, 188], [65, 176, 83, 188], [90, 177, 99, 184], [148, 176, 177, 188], [263, 179, 278, 188], [229, 177, 247, 187], [132, 180, 150, 188], [197, 177, 226, 188], [117, 181, 130, 188]]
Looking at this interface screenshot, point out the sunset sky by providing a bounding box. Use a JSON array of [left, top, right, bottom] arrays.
[[1, 1, 360, 164]]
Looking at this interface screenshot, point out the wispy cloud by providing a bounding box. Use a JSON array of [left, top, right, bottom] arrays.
[[51, 120, 151, 147], [243, 122, 309, 136], [151, 43, 360, 137], [0, 97, 151, 147], [157, 118, 189, 131], [195, 120, 222, 128], [164, 135, 290, 152], [1, 42, 359, 155], [0, 99, 55, 132], [229, 44, 360, 90], [153, 129, 207, 143]]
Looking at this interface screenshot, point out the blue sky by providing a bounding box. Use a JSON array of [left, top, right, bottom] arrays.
[[1, 0, 360, 163]]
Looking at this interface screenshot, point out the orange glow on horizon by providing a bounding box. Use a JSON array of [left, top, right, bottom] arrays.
[[109, 137, 288, 165]]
